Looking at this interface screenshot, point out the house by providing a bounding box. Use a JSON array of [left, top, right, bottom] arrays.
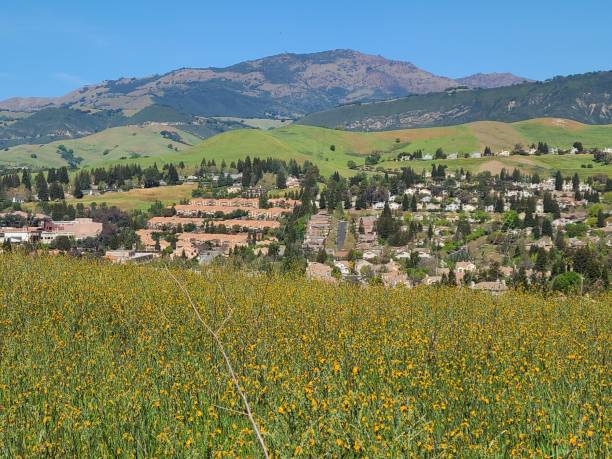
[[470, 152, 481, 159], [422, 275, 442, 285], [471, 280, 508, 294], [444, 203, 460, 212], [498, 150, 510, 157], [306, 262, 336, 283], [422, 155, 433, 161], [455, 261, 477, 274], [447, 153, 458, 160], [41, 218, 103, 243], [0, 227, 41, 244], [381, 271, 411, 288], [105, 250, 157, 264]]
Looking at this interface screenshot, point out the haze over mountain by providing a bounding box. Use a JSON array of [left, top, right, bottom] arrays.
[[0, 50, 529, 118]]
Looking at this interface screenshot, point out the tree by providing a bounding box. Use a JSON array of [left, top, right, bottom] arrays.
[[58, 167, 70, 184], [410, 194, 418, 212], [552, 272, 582, 294], [573, 141, 584, 152], [541, 218, 553, 237], [572, 173, 580, 191], [402, 194, 410, 211], [535, 248, 548, 273], [21, 170, 32, 190], [554, 171, 563, 191], [276, 169, 287, 189], [49, 182, 65, 201], [319, 193, 326, 209], [53, 236, 72, 252], [447, 268, 456, 285], [35, 173, 49, 201], [73, 180, 83, 199], [166, 164, 179, 185], [358, 218, 365, 234], [483, 146, 492, 157], [494, 196, 505, 213], [597, 209, 606, 228], [316, 247, 327, 263], [376, 202, 397, 240], [143, 165, 161, 188], [330, 145, 336, 152]]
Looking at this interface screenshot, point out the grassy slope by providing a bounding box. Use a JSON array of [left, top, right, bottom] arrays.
[[0, 125, 202, 168], [1, 118, 610, 178], [186, 118, 612, 176], [65, 183, 197, 211]]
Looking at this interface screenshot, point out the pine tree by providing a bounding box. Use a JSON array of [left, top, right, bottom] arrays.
[[541, 218, 553, 237], [276, 169, 287, 189], [21, 170, 32, 190], [376, 202, 397, 240], [166, 164, 179, 185], [35, 173, 49, 201], [410, 194, 418, 212], [572, 173, 580, 191], [597, 209, 606, 228], [554, 171, 563, 191], [49, 182, 64, 200], [402, 194, 410, 211], [535, 248, 548, 273]]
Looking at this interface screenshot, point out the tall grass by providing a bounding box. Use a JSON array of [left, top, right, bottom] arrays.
[[0, 253, 609, 457]]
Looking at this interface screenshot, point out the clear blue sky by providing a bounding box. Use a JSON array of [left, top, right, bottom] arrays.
[[1, 0, 610, 100]]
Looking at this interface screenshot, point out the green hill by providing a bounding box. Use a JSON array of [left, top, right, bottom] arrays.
[[2, 118, 611, 177], [298, 71, 612, 130], [0, 125, 203, 169], [184, 118, 612, 176]]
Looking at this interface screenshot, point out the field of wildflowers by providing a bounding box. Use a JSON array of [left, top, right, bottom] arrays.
[[0, 253, 609, 457]]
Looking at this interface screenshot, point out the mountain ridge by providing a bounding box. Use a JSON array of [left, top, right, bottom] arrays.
[[298, 71, 612, 130], [0, 49, 530, 117]]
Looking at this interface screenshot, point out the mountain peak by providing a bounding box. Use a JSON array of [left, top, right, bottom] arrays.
[[456, 72, 534, 89], [0, 50, 534, 116]]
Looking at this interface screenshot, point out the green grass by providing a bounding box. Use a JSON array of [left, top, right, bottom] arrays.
[[2, 118, 611, 178], [0, 125, 202, 169], [64, 183, 197, 211]]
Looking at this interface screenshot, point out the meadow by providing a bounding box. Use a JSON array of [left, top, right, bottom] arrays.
[[64, 183, 197, 211], [0, 254, 609, 457]]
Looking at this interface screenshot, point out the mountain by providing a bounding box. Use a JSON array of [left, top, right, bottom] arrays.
[[298, 71, 612, 131], [0, 50, 528, 119], [455, 72, 533, 89]]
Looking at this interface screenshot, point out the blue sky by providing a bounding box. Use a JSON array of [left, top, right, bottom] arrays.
[[0, 0, 610, 100]]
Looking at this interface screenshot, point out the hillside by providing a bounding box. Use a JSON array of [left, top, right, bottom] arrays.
[[298, 71, 612, 130], [0, 106, 247, 149], [0, 50, 527, 118], [0, 254, 609, 456], [3, 118, 611, 178], [0, 125, 203, 168], [184, 118, 612, 176]]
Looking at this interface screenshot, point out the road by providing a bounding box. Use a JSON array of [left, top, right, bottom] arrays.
[[336, 220, 348, 250]]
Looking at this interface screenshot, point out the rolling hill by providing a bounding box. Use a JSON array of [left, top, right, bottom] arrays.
[[0, 125, 203, 169], [3, 118, 611, 178], [298, 71, 612, 130]]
